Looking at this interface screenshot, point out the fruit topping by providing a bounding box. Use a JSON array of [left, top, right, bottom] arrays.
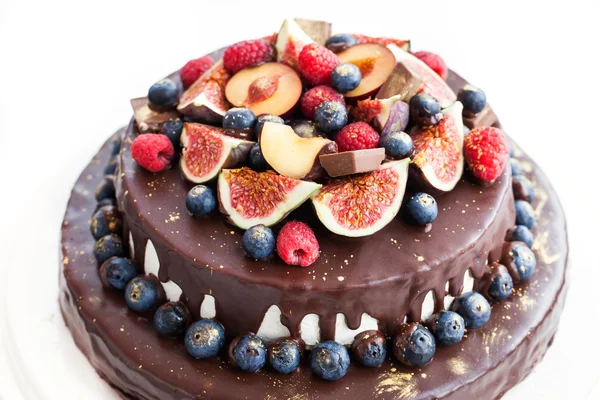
[[381, 100, 410, 134], [180, 56, 215, 88], [229, 333, 267, 373], [154, 302, 190, 338], [178, 60, 231, 123], [405, 192, 438, 225], [131, 133, 175, 172], [457, 84, 487, 116], [255, 114, 284, 136], [464, 126, 509, 184], [267, 338, 303, 374], [99, 257, 137, 291], [514, 200, 536, 229], [276, 221, 320, 267], [125, 275, 160, 313], [427, 311, 465, 346], [312, 159, 410, 237], [501, 241, 537, 282], [376, 62, 422, 103], [319, 148, 385, 178], [276, 18, 316, 69], [463, 103, 498, 130], [185, 319, 226, 359], [95, 176, 115, 202], [314, 100, 348, 133], [148, 79, 179, 109], [131, 97, 180, 133], [160, 118, 184, 150], [94, 234, 125, 265], [352, 330, 387, 368], [289, 119, 326, 138], [413, 51, 448, 81], [351, 95, 403, 132], [300, 85, 345, 119], [298, 43, 340, 86], [335, 121, 379, 152], [218, 168, 321, 229], [392, 323, 436, 367], [480, 263, 514, 302], [225, 62, 302, 117], [410, 93, 442, 126], [410, 102, 465, 192], [293, 18, 332, 45], [242, 224, 276, 260], [505, 225, 534, 248], [449, 292, 491, 330], [105, 157, 117, 175], [326, 33, 358, 53], [247, 142, 271, 171], [311, 341, 350, 381], [337, 43, 396, 100], [186, 185, 217, 217], [180, 123, 254, 183], [513, 175, 535, 203], [510, 158, 524, 176], [379, 131, 413, 159], [330, 63, 362, 93], [223, 38, 275, 73], [90, 205, 123, 240], [352, 34, 410, 52], [223, 107, 257, 130]]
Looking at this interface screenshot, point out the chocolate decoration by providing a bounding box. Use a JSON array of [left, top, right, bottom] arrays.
[[319, 148, 385, 177], [294, 19, 332, 45], [131, 97, 181, 133], [463, 103, 498, 130], [376, 62, 423, 102]]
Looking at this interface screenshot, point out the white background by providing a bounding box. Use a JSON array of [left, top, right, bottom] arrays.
[[1, 0, 599, 399]]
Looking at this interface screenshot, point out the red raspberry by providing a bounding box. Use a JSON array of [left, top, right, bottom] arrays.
[[223, 39, 274, 73], [300, 85, 345, 119], [464, 127, 509, 183], [131, 134, 174, 172], [180, 56, 215, 88], [298, 43, 340, 86], [414, 51, 448, 81], [335, 122, 380, 152], [277, 221, 320, 267]]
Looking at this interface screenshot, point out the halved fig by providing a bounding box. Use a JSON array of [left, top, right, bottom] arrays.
[[218, 168, 322, 229], [409, 102, 464, 192], [180, 123, 253, 183], [177, 60, 231, 123], [351, 94, 404, 132], [275, 18, 315, 69], [387, 44, 456, 108], [312, 159, 410, 237]]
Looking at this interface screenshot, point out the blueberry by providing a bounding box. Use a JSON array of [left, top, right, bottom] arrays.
[[247, 143, 270, 172], [406, 192, 438, 225], [242, 225, 275, 260], [510, 158, 524, 176], [505, 225, 534, 248], [507, 243, 537, 281], [450, 292, 491, 329], [99, 257, 137, 291], [311, 341, 350, 381], [314, 101, 348, 133], [94, 234, 125, 265], [104, 156, 118, 175], [379, 131, 414, 159], [289, 120, 325, 139], [186, 185, 216, 217], [160, 118, 184, 149], [513, 175, 535, 203], [154, 301, 190, 337], [95, 177, 115, 202], [409, 93, 441, 126], [457, 85, 487, 116], [325, 33, 358, 53], [148, 79, 178, 108], [111, 138, 122, 156], [267, 338, 302, 374], [487, 268, 514, 301], [351, 330, 387, 368], [331, 63, 362, 93], [255, 114, 284, 136], [223, 108, 256, 130], [96, 198, 115, 210], [515, 200, 536, 229], [428, 311, 465, 346], [90, 205, 122, 240], [124, 276, 159, 313], [184, 319, 226, 359], [393, 324, 436, 367], [231, 334, 267, 373]]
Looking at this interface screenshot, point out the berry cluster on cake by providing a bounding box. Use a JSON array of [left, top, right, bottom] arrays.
[[59, 18, 568, 399]]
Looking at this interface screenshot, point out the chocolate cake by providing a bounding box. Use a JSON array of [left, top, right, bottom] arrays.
[[59, 18, 568, 399]]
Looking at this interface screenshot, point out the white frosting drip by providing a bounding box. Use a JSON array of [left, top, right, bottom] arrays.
[[300, 313, 320, 346], [256, 305, 291, 343], [463, 269, 475, 293], [143, 239, 182, 302], [444, 281, 454, 309], [162, 281, 182, 302], [200, 294, 216, 318], [334, 313, 379, 346], [421, 290, 436, 321], [128, 232, 135, 259]]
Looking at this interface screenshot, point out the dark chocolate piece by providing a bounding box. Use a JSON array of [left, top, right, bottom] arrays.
[[376, 62, 423, 102], [319, 148, 385, 177], [131, 97, 180, 133], [463, 103, 498, 130], [294, 19, 332, 45]]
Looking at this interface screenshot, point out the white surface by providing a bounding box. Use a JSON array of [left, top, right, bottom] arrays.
[[1, 0, 599, 399]]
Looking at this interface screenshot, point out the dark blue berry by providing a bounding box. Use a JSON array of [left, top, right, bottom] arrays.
[[393, 324, 436, 367], [513, 175, 535, 203], [289, 120, 325, 139], [94, 234, 125, 265], [231, 334, 267, 373], [406, 192, 438, 225], [186, 185, 216, 217], [95, 178, 115, 202], [104, 156, 118, 175], [99, 257, 137, 291], [223, 108, 256, 130], [247, 143, 270, 171], [96, 198, 115, 210], [311, 341, 350, 381], [160, 118, 184, 149], [154, 301, 190, 337], [267, 338, 302, 374], [255, 114, 284, 136], [331, 63, 362, 93], [457, 85, 487, 115], [351, 330, 387, 368], [90, 205, 122, 240], [314, 101, 348, 133], [410, 93, 441, 126], [506, 225, 534, 248], [379, 131, 413, 159], [487, 268, 514, 301], [184, 319, 226, 359], [242, 225, 275, 260], [428, 311, 465, 346], [450, 292, 491, 329], [325, 33, 358, 53], [148, 79, 178, 108], [124, 276, 159, 312], [515, 200, 536, 229], [507, 243, 537, 281], [510, 158, 524, 176], [111, 138, 122, 156]]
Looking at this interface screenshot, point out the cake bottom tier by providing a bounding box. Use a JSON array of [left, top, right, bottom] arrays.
[[59, 132, 568, 400]]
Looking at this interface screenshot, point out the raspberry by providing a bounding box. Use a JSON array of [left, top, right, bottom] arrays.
[[223, 39, 274, 73], [335, 122, 379, 152], [300, 85, 345, 119], [180, 56, 215, 88], [298, 43, 340, 86], [464, 127, 509, 183], [131, 134, 174, 172], [414, 51, 448, 81], [276, 221, 320, 267]]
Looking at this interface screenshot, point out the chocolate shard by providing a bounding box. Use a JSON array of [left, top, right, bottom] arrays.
[[319, 148, 385, 177], [131, 97, 180, 133], [463, 103, 498, 130], [376, 62, 423, 102], [294, 18, 332, 45]]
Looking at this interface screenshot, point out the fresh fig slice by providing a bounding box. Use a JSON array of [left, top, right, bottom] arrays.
[[409, 102, 464, 192], [312, 159, 410, 237], [177, 60, 231, 123], [387, 44, 456, 108], [275, 18, 314, 69], [180, 123, 254, 184], [218, 168, 322, 229]]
